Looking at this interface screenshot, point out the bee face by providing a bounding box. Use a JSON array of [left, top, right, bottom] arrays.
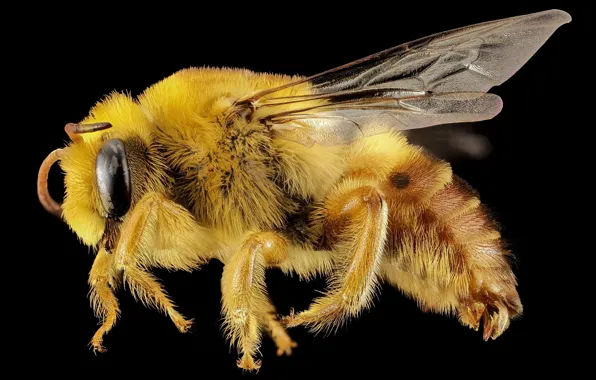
[[38, 93, 167, 247]]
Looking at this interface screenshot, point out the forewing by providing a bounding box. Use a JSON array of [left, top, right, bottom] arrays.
[[245, 9, 570, 146]]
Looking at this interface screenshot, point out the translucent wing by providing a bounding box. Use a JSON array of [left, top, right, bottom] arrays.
[[241, 9, 570, 146], [261, 91, 503, 146]]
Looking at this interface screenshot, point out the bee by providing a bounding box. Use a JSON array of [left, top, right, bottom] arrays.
[[38, 9, 570, 370]]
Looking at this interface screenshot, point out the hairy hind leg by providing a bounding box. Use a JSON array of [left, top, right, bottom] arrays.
[[284, 184, 389, 333]]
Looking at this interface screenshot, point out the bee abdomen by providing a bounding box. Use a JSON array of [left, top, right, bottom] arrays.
[[380, 146, 521, 318]]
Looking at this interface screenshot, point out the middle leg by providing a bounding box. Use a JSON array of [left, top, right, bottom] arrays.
[[284, 184, 389, 333], [221, 231, 292, 371]]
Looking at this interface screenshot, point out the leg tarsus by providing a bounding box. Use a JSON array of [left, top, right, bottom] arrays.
[[261, 310, 297, 356], [170, 314, 194, 334], [283, 301, 344, 331], [237, 354, 262, 371], [273, 331, 297, 357]]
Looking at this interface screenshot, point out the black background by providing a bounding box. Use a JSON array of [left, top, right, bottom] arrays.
[[25, 2, 584, 377]]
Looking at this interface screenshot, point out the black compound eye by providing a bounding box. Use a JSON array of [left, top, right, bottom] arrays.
[[96, 139, 131, 218]]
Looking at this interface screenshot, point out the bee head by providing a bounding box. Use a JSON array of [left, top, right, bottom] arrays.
[[37, 92, 163, 247], [38, 122, 132, 241]]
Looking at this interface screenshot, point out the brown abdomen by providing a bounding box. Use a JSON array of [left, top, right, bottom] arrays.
[[378, 145, 522, 321]]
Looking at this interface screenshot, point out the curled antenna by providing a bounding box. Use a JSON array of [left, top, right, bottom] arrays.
[[38, 122, 112, 217], [38, 148, 65, 217]]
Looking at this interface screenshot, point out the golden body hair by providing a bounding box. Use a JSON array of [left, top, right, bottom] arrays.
[[37, 9, 571, 372]]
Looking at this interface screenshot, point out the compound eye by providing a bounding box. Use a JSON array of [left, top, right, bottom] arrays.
[[95, 139, 131, 218]]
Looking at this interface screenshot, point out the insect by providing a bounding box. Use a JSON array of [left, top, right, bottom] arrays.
[[38, 9, 570, 370]]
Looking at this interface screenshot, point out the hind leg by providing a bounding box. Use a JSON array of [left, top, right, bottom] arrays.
[[221, 231, 292, 371], [284, 184, 389, 333]]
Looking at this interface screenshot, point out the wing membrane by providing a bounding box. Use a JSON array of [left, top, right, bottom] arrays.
[[269, 92, 502, 146], [244, 9, 570, 146]]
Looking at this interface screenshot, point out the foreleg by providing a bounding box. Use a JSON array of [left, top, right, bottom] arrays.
[[88, 247, 120, 353], [113, 192, 217, 334]]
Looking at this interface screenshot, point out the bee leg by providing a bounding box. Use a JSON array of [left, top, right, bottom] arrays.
[[260, 305, 297, 357], [221, 232, 288, 371], [284, 186, 388, 333], [88, 247, 120, 353], [115, 194, 194, 334]]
